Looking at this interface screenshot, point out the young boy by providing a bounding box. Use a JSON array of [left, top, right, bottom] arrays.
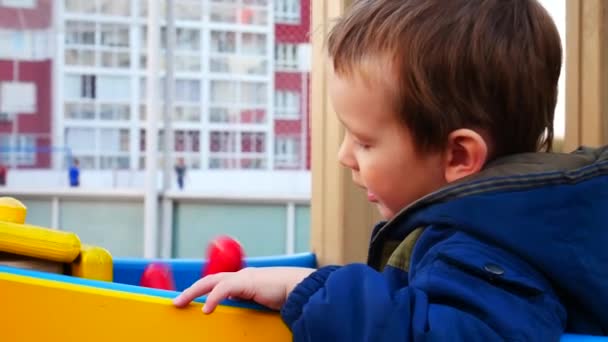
[[174, 0, 608, 339]]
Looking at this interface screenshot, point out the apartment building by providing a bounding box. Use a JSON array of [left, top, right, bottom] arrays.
[[0, 0, 53, 169], [57, 0, 311, 173]]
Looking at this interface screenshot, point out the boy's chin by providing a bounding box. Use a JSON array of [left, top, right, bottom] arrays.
[[376, 204, 395, 220]]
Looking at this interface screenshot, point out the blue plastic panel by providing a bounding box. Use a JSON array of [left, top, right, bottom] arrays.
[[114, 252, 317, 291]]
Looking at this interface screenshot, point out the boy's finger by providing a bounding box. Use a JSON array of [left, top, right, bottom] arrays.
[[172, 274, 225, 307], [202, 278, 243, 314]]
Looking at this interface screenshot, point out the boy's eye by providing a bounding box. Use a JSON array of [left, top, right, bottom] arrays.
[[356, 141, 371, 149], [346, 132, 371, 149]]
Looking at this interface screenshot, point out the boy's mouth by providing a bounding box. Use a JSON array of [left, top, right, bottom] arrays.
[[367, 192, 378, 202]]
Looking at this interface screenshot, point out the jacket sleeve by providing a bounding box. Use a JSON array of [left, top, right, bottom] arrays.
[[280, 233, 566, 341]]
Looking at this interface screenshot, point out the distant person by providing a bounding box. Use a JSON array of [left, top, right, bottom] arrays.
[[69, 158, 80, 187], [175, 158, 186, 190], [0, 164, 6, 186]]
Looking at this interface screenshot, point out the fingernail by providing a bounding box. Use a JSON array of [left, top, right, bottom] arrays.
[[202, 305, 210, 314]]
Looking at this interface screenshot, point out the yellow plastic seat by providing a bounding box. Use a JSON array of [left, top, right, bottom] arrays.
[[71, 244, 113, 281], [0, 198, 81, 263], [0, 197, 113, 281]]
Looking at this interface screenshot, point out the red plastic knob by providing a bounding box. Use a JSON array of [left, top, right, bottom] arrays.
[[203, 236, 245, 277], [140, 262, 176, 291]]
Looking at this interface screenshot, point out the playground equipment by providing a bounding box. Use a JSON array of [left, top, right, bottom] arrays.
[[0, 196, 296, 341], [0, 197, 604, 341]]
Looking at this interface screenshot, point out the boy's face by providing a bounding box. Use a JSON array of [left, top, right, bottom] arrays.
[[330, 71, 448, 220]]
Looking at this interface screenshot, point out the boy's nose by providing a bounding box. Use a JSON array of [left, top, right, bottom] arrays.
[[338, 137, 357, 170]]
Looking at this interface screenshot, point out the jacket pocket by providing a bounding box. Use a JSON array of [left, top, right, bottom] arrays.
[[436, 244, 548, 298]]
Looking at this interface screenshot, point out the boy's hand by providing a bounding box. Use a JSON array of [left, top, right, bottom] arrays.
[[172, 267, 315, 313]]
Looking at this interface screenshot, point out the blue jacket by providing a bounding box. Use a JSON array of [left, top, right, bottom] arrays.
[[69, 165, 79, 187], [281, 146, 608, 341]]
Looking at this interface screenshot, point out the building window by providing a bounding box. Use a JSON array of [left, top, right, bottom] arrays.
[[140, 27, 200, 71], [100, 24, 129, 47], [241, 132, 265, 153], [275, 136, 300, 168], [0, 30, 50, 60], [139, 78, 200, 116], [209, 30, 269, 75], [275, 43, 299, 70], [100, 128, 130, 153], [209, 131, 237, 167], [16, 135, 36, 166], [175, 28, 200, 51], [0, 31, 14, 58], [145, 27, 201, 51], [209, 107, 237, 123], [65, 21, 95, 45], [240, 82, 267, 105], [0, 134, 36, 166], [80, 75, 96, 99], [209, 130, 267, 170], [175, 131, 184, 152], [65, 21, 130, 68], [240, 132, 266, 169], [210, 80, 237, 104], [175, 79, 201, 103], [188, 131, 200, 152], [209, 107, 266, 124], [99, 23, 130, 68], [174, 55, 201, 72], [209, 56, 266, 75], [139, 129, 146, 152], [1, 0, 36, 9], [64, 75, 129, 121], [175, 0, 202, 20], [211, 31, 236, 53], [65, 127, 96, 151], [210, 81, 266, 106], [210, 131, 237, 153], [64, 102, 95, 120], [139, 0, 168, 18], [65, 0, 129, 15], [99, 156, 129, 169], [65, 49, 95, 66], [98, 0, 130, 16], [174, 130, 200, 152], [275, 0, 300, 24], [242, 32, 267, 56], [210, 80, 268, 124], [240, 157, 265, 169], [173, 106, 200, 122], [274, 90, 300, 119], [240, 108, 266, 124], [99, 104, 130, 121], [65, 22, 95, 66], [100, 49, 130, 68], [65, 0, 96, 13], [1, 82, 36, 114], [0, 135, 8, 165], [97, 76, 130, 101], [209, 1, 270, 25]]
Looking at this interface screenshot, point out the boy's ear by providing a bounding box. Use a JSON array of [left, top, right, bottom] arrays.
[[443, 129, 489, 183]]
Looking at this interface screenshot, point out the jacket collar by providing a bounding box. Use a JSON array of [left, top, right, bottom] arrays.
[[369, 146, 608, 247]]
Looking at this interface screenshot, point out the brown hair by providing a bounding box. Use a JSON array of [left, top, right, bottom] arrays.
[[328, 0, 562, 158]]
